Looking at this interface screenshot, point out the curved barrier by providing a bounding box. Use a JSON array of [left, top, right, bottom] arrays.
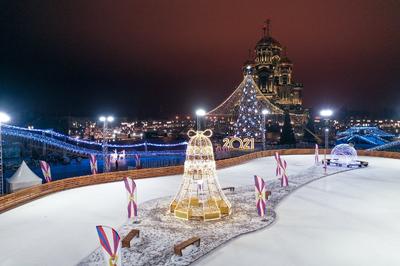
[[1, 149, 399, 213]]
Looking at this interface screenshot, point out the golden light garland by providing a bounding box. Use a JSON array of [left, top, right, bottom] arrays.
[[169, 129, 231, 221]]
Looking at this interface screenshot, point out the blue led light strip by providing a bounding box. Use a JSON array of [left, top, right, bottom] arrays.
[[3, 124, 187, 148]]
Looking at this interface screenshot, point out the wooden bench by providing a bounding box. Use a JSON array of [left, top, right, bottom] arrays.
[[222, 186, 235, 192], [174, 237, 200, 256], [122, 229, 140, 248]]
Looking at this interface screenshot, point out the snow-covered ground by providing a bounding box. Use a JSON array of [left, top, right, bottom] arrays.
[[0, 155, 399, 265], [79, 163, 352, 266], [195, 156, 400, 266]]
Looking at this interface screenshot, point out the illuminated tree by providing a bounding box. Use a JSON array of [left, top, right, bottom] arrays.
[[280, 111, 296, 145], [303, 115, 317, 143], [234, 75, 262, 139]]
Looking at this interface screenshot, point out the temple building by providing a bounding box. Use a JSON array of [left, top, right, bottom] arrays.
[[243, 19, 304, 113], [207, 20, 307, 126]]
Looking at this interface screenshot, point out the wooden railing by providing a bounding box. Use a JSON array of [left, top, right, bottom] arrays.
[[1, 149, 399, 213]]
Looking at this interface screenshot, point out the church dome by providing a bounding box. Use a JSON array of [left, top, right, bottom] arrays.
[[256, 36, 282, 48]]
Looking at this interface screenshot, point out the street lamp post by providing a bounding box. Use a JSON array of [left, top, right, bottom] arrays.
[[195, 109, 206, 131], [320, 109, 333, 174], [262, 109, 270, 151], [0, 112, 11, 195], [99, 115, 114, 173]]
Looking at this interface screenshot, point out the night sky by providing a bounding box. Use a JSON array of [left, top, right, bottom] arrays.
[[1, 0, 399, 121]]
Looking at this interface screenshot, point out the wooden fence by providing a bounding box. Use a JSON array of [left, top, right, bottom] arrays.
[[1, 149, 399, 213]]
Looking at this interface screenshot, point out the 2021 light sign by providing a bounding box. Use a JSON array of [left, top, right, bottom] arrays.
[[222, 137, 255, 150]]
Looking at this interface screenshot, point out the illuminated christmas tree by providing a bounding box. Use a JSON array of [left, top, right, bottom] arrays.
[[234, 74, 262, 139], [279, 111, 296, 145]]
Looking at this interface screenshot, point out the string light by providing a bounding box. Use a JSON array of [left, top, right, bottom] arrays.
[[234, 75, 263, 139], [2, 124, 187, 155]]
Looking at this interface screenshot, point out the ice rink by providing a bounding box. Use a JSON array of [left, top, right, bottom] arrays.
[[0, 155, 399, 266]]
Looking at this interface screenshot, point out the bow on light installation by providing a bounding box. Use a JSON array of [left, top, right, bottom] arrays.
[[123, 177, 138, 222], [89, 154, 98, 174], [254, 175, 267, 220], [274, 152, 289, 187], [39, 160, 52, 183], [95, 225, 121, 266]]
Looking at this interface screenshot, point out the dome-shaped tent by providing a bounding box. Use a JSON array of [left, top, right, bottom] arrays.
[[7, 161, 42, 192], [331, 144, 358, 165]]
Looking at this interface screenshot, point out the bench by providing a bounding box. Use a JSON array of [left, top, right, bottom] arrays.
[[174, 237, 200, 256], [122, 229, 140, 248], [324, 159, 369, 168], [222, 186, 235, 192], [358, 160, 369, 167]]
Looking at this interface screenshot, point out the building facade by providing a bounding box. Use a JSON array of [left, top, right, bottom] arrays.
[[243, 20, 304, 113], [207, 20, 308, 137]]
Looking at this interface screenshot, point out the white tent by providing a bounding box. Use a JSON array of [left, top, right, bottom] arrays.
[[7, 161, 42, 192]]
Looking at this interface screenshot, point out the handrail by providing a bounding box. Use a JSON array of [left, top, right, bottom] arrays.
[[0, 149, 398, 213], [2, 124, 188, 153]]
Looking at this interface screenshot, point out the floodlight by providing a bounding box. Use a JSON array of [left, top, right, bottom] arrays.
[[195, 109, 206, 117], [0, 112, 10, 123], [320, 109, 333, 117]]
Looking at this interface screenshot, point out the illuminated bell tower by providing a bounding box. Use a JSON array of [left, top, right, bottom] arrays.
[[253, 19, 282, 97], [277, 47, 293, 85]]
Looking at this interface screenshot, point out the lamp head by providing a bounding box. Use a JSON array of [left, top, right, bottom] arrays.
[[262, 109, 270, 115], [195, 109, 206, 117], [320, 109, 333, 118], [0, 112, 11, 123]]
